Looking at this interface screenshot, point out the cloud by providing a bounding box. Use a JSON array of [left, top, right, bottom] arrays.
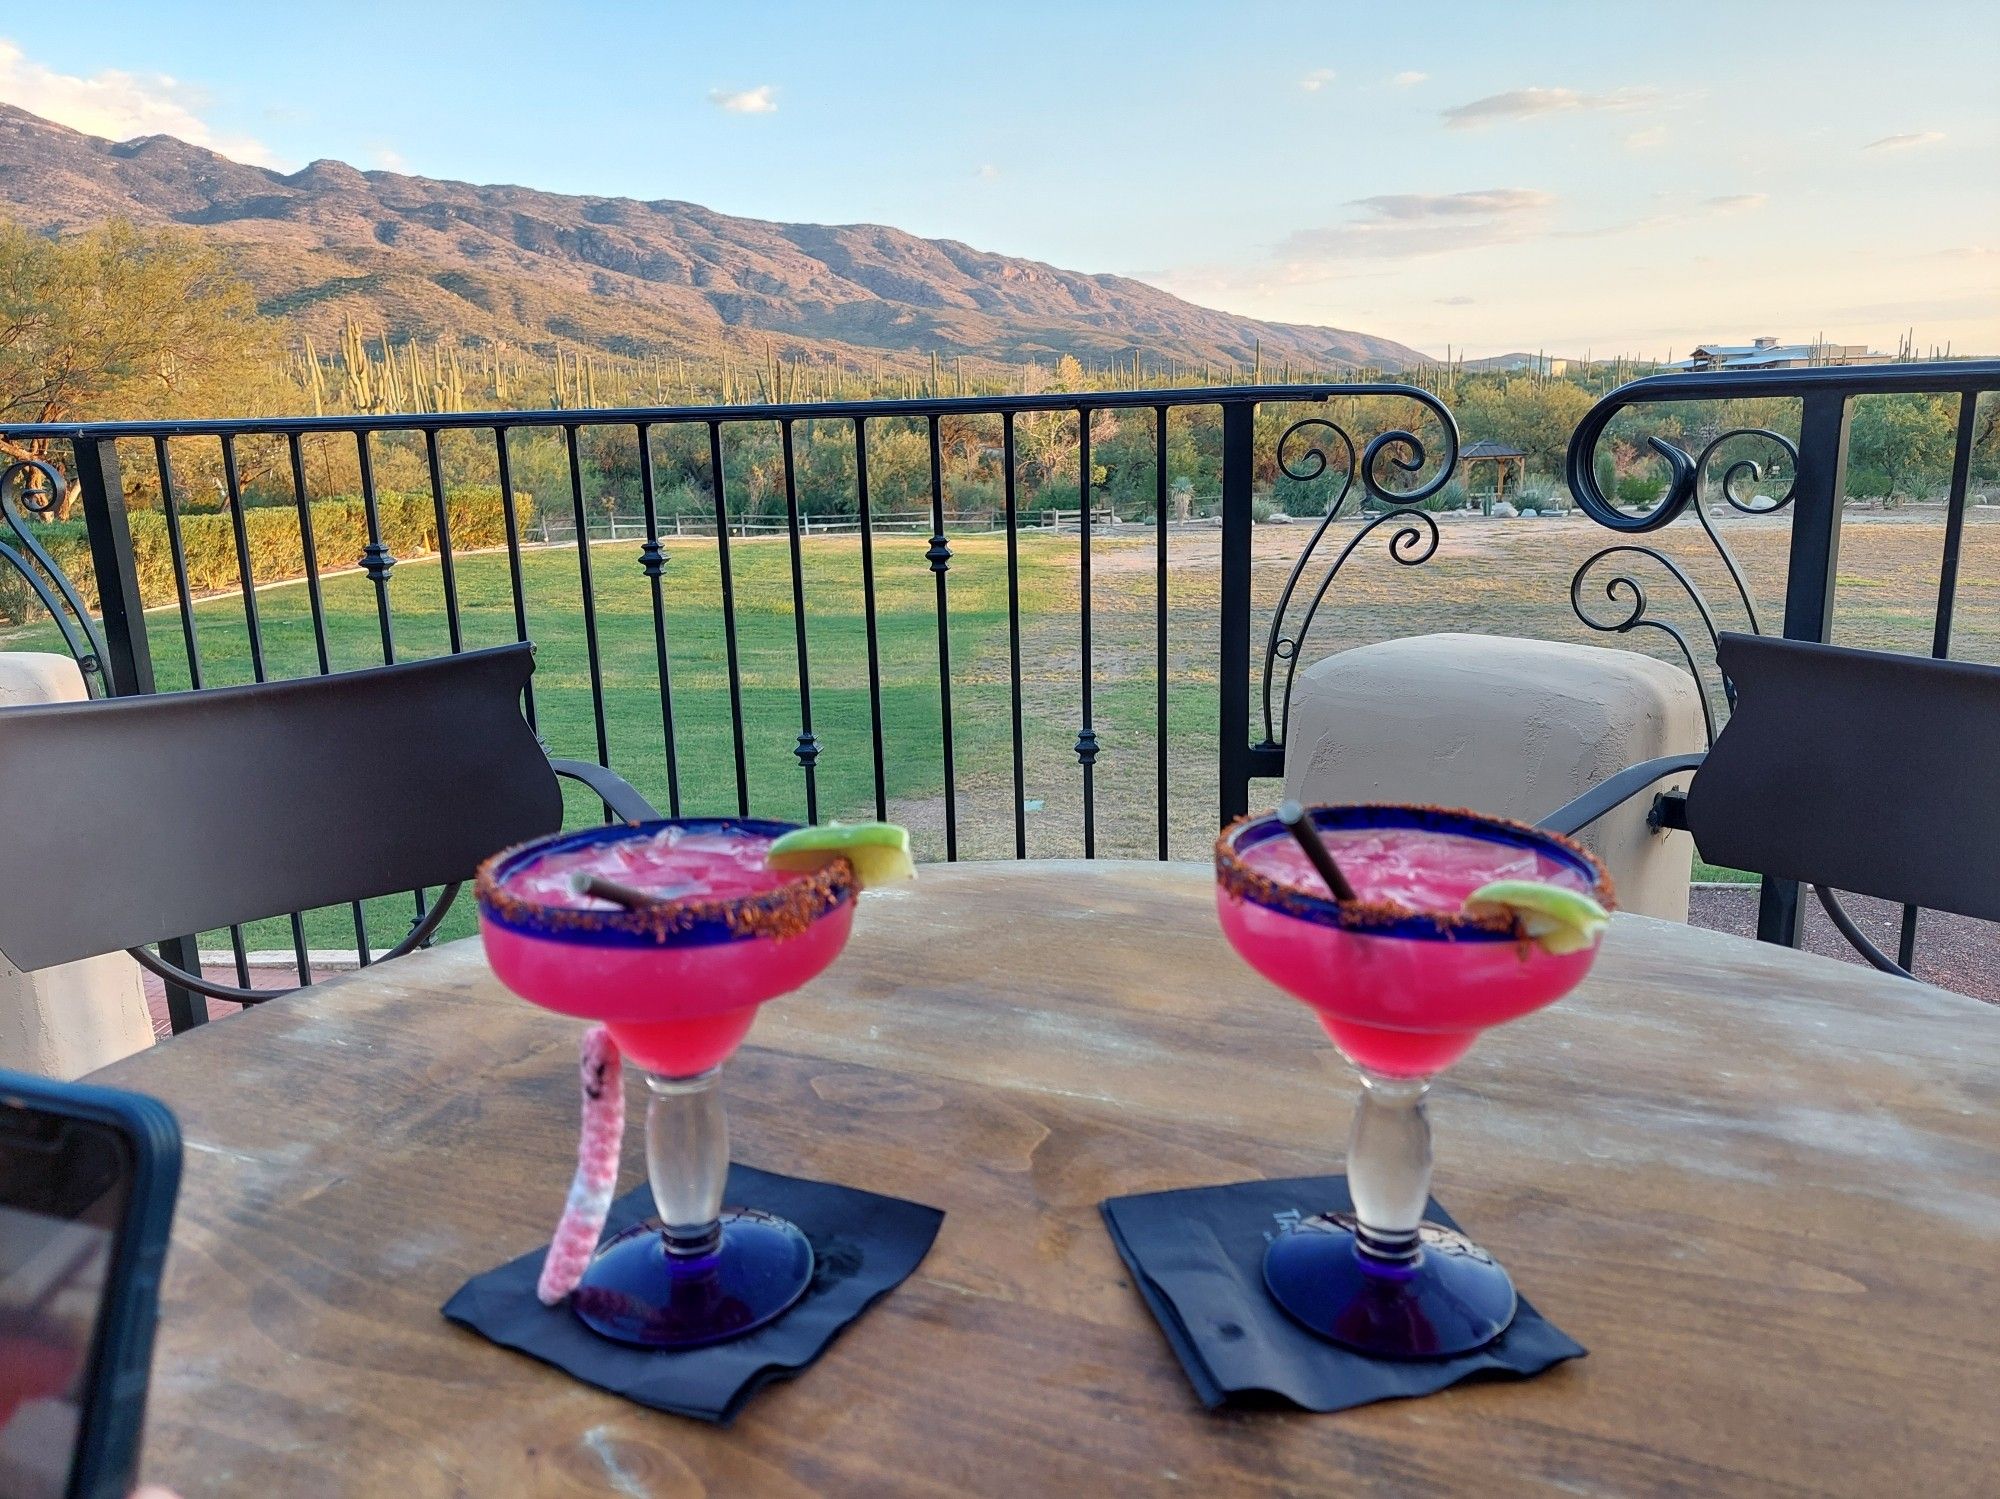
[[368, 143, 409, 172], [0, 37, 282, 166], [1441, 85, 1661, 130], [1622, 125, 1667, 152], [974, 163, 1000, 181], [1435, 295, 1476, 305], [1390, 71, 1428, 87], [1553, 216, 1674, 240], [1299, 67, 1336, 93], [1557, 192, 1768, 241], [1862, 130, 1944, 152], [1281, 188, 1558, 260], [708, 84, 777, 115], [1349, 189, 1556, 221]]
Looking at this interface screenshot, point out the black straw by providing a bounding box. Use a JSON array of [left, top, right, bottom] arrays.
[[1277, 801, 1358, 903], [570, 872, 667, 910]]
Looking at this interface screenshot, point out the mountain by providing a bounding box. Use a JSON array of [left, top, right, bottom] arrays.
[[1461, 352, 1582, 372], [0, 102, 1428, 373]]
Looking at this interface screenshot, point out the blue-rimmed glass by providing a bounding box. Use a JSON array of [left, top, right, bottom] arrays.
[[1215, 804, 1610, 1358], [477, 818, 856, 1348]]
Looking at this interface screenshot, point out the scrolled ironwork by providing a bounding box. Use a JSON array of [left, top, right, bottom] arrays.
[[1259, 392, 1458, 747], [1566, 401, 1792, 622], [1565, 391, 1808, 717], [1276, 416, 1355, 486], [1360, 425, 1451, 508], [1694, 427, 1798, 516], [1569, 544, 1726, 744], [1, 456, 109, 694], [1270, 507, 1441, 749]]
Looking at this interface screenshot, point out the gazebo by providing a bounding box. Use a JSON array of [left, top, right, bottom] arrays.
[[1458, 439, 1527, 507]]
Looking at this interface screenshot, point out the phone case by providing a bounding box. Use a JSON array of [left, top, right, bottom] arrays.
[[0, 1070, 182, 1499]]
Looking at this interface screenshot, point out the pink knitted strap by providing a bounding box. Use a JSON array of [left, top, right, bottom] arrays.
[[536, 1024, 625, 1305]]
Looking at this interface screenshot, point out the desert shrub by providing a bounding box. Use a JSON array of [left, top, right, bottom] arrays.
[[1843, 466, 1895, 503], [1616, 472, 1665, 508], [1415, 478, 1469, 513], [0, 558, 48, 628], [1517, 481, 1567, 513]]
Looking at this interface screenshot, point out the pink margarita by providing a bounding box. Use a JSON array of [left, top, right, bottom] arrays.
[[1217, 817, 1600, 1075], [478, 822, 854, 1076], [1215, 804, 1611, 1359], [475, 817, 858, 1348]]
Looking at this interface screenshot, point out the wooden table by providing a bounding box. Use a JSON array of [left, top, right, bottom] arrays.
[[94, 863, 1997, 1496]]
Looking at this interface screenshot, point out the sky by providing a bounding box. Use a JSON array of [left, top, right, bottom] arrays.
[[2, 1, 1996, 360]]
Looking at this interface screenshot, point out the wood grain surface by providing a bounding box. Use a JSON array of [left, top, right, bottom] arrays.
[[92, 861, 1999, 1496]]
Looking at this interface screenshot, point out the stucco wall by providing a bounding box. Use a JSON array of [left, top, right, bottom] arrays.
[[1283, 634, 1706, 920], [0, 653, 156, 1078]]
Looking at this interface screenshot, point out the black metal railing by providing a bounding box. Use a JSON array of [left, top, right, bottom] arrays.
[[4, 361, 1993, 1023], [1, 383, 1458, 1027], [1563, 358, 2000, 963]]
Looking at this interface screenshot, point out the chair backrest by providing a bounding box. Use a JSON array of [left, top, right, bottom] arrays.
[[1685, 633, 2000, 922], [0, 643, 562, 971]]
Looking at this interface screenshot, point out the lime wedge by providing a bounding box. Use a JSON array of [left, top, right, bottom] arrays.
[[766, 822, 916, 890], [1463, 880, 1610, 956]]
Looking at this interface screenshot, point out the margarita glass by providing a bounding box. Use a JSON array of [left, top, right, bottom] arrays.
[[477, 818, 855, 1348], [1215, 804, 1611, 1359]]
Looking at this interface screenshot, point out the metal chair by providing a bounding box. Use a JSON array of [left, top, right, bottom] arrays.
[[1539, 631, 2000, 978], [0, 642, 657, 1003]]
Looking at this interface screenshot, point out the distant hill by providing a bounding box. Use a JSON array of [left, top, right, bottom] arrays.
[[1462, 352, 1582, 372], [0, 102, 1429, 373]]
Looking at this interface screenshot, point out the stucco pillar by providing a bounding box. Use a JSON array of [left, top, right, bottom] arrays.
[[0, 653, 156, 1078], [1283, 633, 1706, 920]]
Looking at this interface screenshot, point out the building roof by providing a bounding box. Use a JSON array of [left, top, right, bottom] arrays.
[[1679, 339, 1891, 370], [1725, 346, 1815, 366], [1460, 439, 1526, 459]]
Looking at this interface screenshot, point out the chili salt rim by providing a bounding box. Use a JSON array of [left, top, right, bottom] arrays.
[[1215, 803, 1615, 942], [476, 818, 856, 947]]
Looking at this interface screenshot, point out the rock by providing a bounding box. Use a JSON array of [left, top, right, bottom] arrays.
[[1519, 507, 1539, 518], [1710, 504, 1727, 517], [1491, 500, 1518, 518]]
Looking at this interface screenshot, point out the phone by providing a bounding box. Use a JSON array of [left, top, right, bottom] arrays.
[[0, 1071, 180, 1499]]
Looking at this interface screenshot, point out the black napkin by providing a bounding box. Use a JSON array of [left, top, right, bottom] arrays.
[[1101, 1174, 1583, 1413], [444, 1163, 943, 1424]]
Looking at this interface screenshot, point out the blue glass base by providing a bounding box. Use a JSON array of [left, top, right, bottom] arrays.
[[1263, 1212, 1518, 1359], [570, 1207, 814, 1348]]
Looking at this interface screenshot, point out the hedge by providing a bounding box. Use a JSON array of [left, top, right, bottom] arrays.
[[2, 488, 535, 624]]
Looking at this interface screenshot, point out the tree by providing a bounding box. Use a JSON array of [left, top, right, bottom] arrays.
[[1455, 375, 1593, 474], [1, 218, 282, 513], [1846, 394, 1956, 502]]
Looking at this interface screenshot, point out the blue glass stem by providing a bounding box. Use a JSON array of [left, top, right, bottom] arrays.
[[1346, 1071, 1433, 1269], [1264, 1063, 1517, 1356], [572, 1063, 814, 1347], [645, 1066, 728, 1257]]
